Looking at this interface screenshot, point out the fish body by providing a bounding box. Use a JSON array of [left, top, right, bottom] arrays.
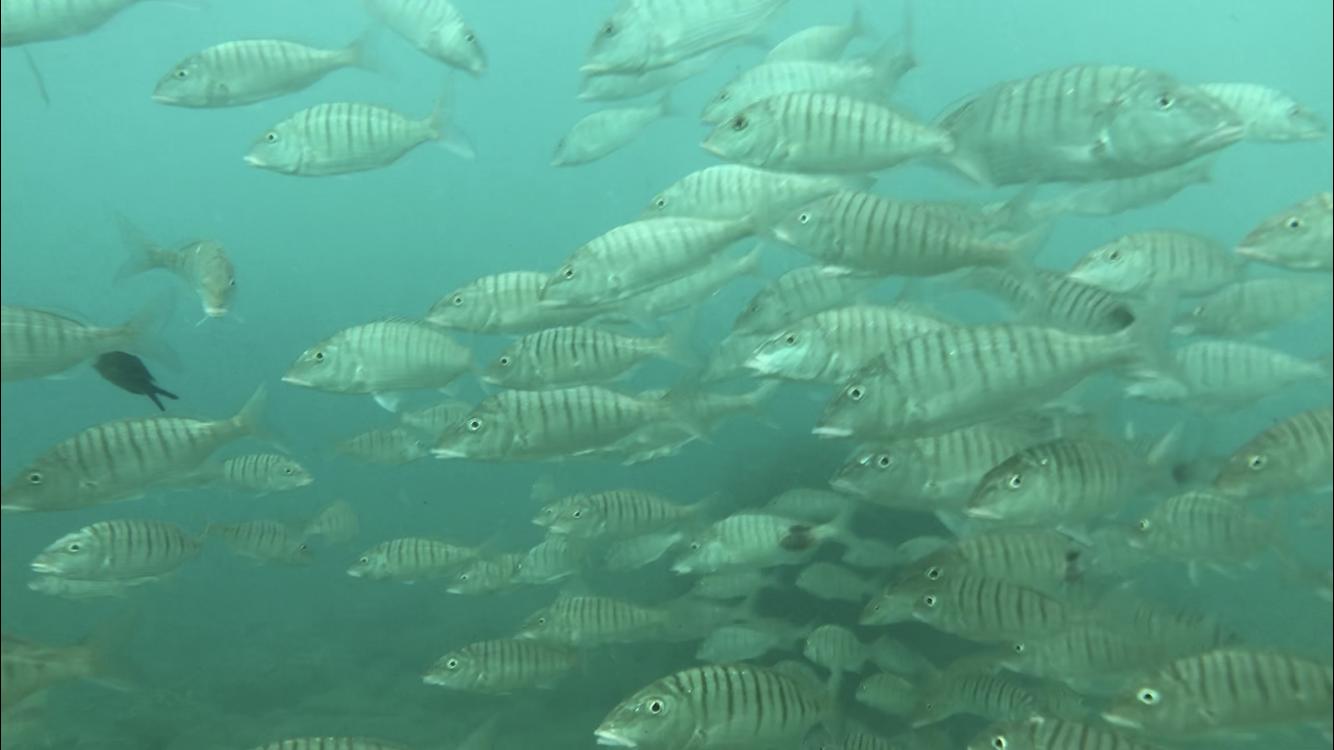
[[794, 562, 874, 603], [696, 620, 798, 662], [397, 400, 472, 436], [2, 304, 154, 382], [1130, 490, 1275, 568], [1125, 339, 1329, 409], [283, 319, 470, 396], [0, 0, 139, 46], [1199, 82, 1327, 141], [969, 716, 1168, 750], [210, 520, 311, 565], [619, 248, 762, 316], [645, 165, 869, 226], [1069, 230, 1241, 295], [153, 38, 363, 107], [93, 351, 178, 411], [447, 554, 523, 594], [346, 537, 476, 581], [211, 454, 312, 493], [1177, 277, 1331, 336], [116, 221, 236, 317], [1235, 191, 1334, 272], [1, 634, 100, 712], [424, 638, 576, 693], [516, 595, 669, 647], [335, 426, 432, 465], [365, 0, 485, 74], [703, 92, 952, 173], [912, 670, 1040, 727], [31, 519, 200, 580], [967, 268, 1138, 334], [583, 0, 787, 74], [672, 512, 842, 574], [745, 304, 949, 383], [484, 325, 680, 389], [426, 271, 604, 333], [28, 574, 164, 599], [535, 489, 696, 539], [898, 528, 1087, 595], [513, 536, 586, 584], [1213, 405, 1333, 499], [1046, 158, 1214, 217], [303, 500, 359, 543], [579, 48, 724, 102], [701, 48, 911, 126], [733, 265, 880, 334], [764, 8, 868, 63], [553, 96, 669, 166], [1, 388, 266, 511]]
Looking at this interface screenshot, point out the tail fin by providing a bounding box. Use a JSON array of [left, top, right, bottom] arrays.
[[652, 312, 700, 367], [228, 385, 273, 443], [114, 215, 166, 282], [1115, 292, 1179, 380], [341, 31, 379, 73], [117, 296, 180, 371], [456, 715, 501, 750], [655, 90, 674, 118], [429, 87, 476, 159], [864, 20, 914, 92]]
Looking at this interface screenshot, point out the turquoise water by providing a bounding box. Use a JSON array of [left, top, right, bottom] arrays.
[[2, 1, 1331, 748]]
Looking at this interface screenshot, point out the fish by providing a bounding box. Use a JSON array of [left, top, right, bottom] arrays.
[[516, 595, 670, 647], [513, 536, 586, 585], [245, 101, 473, 176], [93, 351, 178, 411], [426, 271, 606, 333], [702, 93, 953, 173], [1199, 82, 1327, 141], [732, 264, 880, 334], [303, 499, 360, 544], [432, 386, 699, 462], [764, 7, 871, 63], [1129, 490, 1277, 571], [247, 740, 414, 750], [552, 94, 671, 166], [701, 38, 915, 125], [1068, 230, 1242, 295], [1, 387, 267, 512], [855, 672, 919, 717], [937, 65, 1243, 185], [1041, 158, 1215, 217], [695, 620, 800, 662], [1101, 648, 1334, 736], [1000, 622, 1196, 685], [968, 716, 1168, 750], [615, 248, 762, 317], [1, 303, 166, 382], [1235, 191, 1333, 272], [540, 217, 752, 308], [744, 304, 951, 383], [911, 669, 1042, 727], [689, 568, 773, 600], [896, 528, 1087, 595], [594, 663, 834, 749], [1176, 277, 1332, 337], [864, 572, 1081, 642], [335, 426, 432, 465], [346, 538, 477, 581], [579, 48, 724, 102], [671, 511, 850, 574], [194, 454, 311, 495], [423, 638, 576, 693], [483, 325, 688, 389], [116, 218, 236, 318], [1124, 339, 1329, 410], [534, 488, 699, 539], [963, 268, 1139, 334], [446, 554, 523, 594], [771, 191, 1037, 276], [1212, 405, 1333, 499], [582, 0, 787, 74], [762, 487, 854, 523], [28, 574, 165, 599], [803, 624, 905, 675], [644, 165, 871, 226], [397, 400, 473, 436], [0, 0, 142, 46], [152, 38, 367, 107], [794, 562, 875, 603], [209, 520, 312, 565], [282, 319, 471, 406], [31, 519, 201, 580], [364, 0, 485, 75], [1, 633, 106, 712]]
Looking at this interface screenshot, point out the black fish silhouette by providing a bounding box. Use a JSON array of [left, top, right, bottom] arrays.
[[93, 352, 178, 411]]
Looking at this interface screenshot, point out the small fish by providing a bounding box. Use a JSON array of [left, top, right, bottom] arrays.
[[31, 519, 201, 580], [346, 537, 477, 581], [513, 536, 586, 585], [93, 352, 178, 411], [426, 271, 605, 334], [209, 520, 312, 565], [671, 511, 849, 574], [1, 303, 166, 382], [744, 304, 950, 383], [615, 248, 762, 317], [210, 454, 313, 494], [447, 554, 523, 594], [534, 488, 697, 539], [116, 218, 236, 318], [424, 638, 576, 693], [912, 669, 1041, 727], [732, 264, 880, 335], [644, 165, 870, 225], [794, 562, 875, 603], [552, 95, 670, 166], [604, 531, 687, 571], [245, 101, 473, 176], [365, 0, 485, 75], [0, 0, 142, 46], [764, 7, 871, 63], [689, 568, 773, 600], [855, 672, 918, 717], [1043, 158, 1214, 217], [695, 620, 799, 662], [579, 48, 724, 102], [1178, 277, 1332, 337], [1, 633, 104, 712], [153, 38, 367, 107], [1068, 230, 1242, 295], [1212, 405, 1333, 499], [303, 499, 359, 544], [702, 92, 952, 173], [762, 487, 853, 523], [1124, 339, 1329, 410], [1235, 191, 1333, 272], [964, 267, 1138, 334], [898, 528, 1087, 595], [516, 595, 669, 647], [247, 740, 414, 750], [283, 319, 471, 404], [803, 624, 903, 675], [1199, 82, 1327, 141], [968, 716, 1167, 750], [397, 400, 472, 436], [483, 325, 687, 389], [335, 426, 432, 465], [1131, 490, 1277, 571]]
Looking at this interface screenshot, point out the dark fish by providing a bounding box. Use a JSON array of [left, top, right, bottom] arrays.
[[93, 352, 177, 411]]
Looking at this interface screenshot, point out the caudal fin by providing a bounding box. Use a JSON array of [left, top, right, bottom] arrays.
[[117, 296, 180, 371], [429, 87, 476, 160], [229, 385, 273, 443], [114, 215, 166, 282]]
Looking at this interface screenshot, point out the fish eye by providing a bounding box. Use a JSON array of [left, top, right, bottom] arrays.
[[847, 385, 864, 401], [174, 69, 188, 79], [67, 542, 82, 552], [228, 279, 237, 287], [652, 196, 666, 209], [571, 509, 583, 519], [1012, 642, 1025, 654], [925, 566, 942, 580], [783, 334, 797, 345], [498, 356, 511, 367], [922, 594, 938, 607], [797, 212, 811, 225], [717, 90, 731, 102], [458, 572, 470, 581], [1247, 454, 1267, 470], [730, 114, 748, 131], [1156, 94, 1174, 109], [298, 544, 310, 552], [1107, 249, 1122, 262], [27, 472, 43, 485], [536, 616, 547, 625], [446, 658, 460, 669], [562, 266, 575, 279], [689, 541, 701, 550], [313, 351, 325, 362], [1006, 473, 1023, 489], [1137, 687, 1161, 705], [358, 556, 369, 564], [991, 736, 1008, 750], [466, 418, 484, 431], [647, 699, 665, 714], [1286, 216, 1303, 229], [264, 131, 278, 143], [1136, 518, 1152, 532], [283, 467, 293, 475], [451, 294, 464, 306], [876, 454, 892, 468], [463, 31, 475, 43], [600, 21, 616, 37]]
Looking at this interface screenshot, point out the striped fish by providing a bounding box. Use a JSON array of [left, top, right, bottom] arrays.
[[855, 672, 917, 717], [1068, 230, 1241, 295], [423, 638, 576, 693], [1044, 158, 1214, 218], [30, 519, 201, 580], [695, 619, 800, 663], [969, 716, 1168, 750], [764, 8, 868, 64], [643, 164, 867, 224], [702, 92, 952, 173], [446, 554, 522, 594], [334, 426, 431, 465], [540, 217, 751, 307], [898, 528, 1087, 595], [617, 248, 761, 317], [365, 0, 485, 75], [1235, 191, 1333, 272], [1, 303, 161, 382], [282, 319, 471, 401], [115, 218, 236, 318], [244, 101, 472, 176], [0, 0, 140, 46], [671, 511, 843, 574], [1177, 277, 1331, 337], [1002, 622, 1197, 684], [212, 454, 312, 494], [905, 573, 1082, 642], [1198, 82, 1326, 141], [397, 399, 472, 436], [966, 268, 1138, 334], [513, 536, 585, 584], [772, 192, 1035, 276], [1, 387, 266, 512], [1131, 490, 1276, 566], [913, 670, 1040, 727], [303, 499, 359, 544], [534, 489, 697, 539], [248, 739, 413, 750], [1, 634, 101, 713], [1213, 405, 1333, 499], [1102, 648, 1334, 735], [803, 624, 880, 674], [594, 663, 832, 749], [152, 38, 364, 107], [209, 520, 311, 565], [582, 0, 786, 74], [794, 562, 874, 603], [579, 48, 724, 102], [516, 595, 669, 647], [938, 64, 1242, 185], [1130, 338, 1330, 409], [426, 271, 606, 333], [432, 386, 697, 462], [29, 574, 164, 599], [733, 265, 880, 335], [346, 537, 477, 581], [745, 304, 950, 383], [483, 325, 683, 389]]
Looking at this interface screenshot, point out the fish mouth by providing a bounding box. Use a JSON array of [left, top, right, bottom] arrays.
[[669, 562, 694, 575], [29, 562, 60, 574], [770, 225, 795, 245], [280, 374, 309, 386], [962, 505, 1002, 520], [812, 425, 853, 438], [345, 569, 364, 578], [204, 307, 228, 318], [594, 729, 637, 747], [432, 447, 467, 459], [1196, 123, 1246, 150], [828, 478, 866, 496], [1100, 712, 1142, 730], [242, 153, 266, 167], [699, 140, 725, 158], [151, 92, 178, 104]]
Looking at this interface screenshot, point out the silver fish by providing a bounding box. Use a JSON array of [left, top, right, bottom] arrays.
[[364, 0, 485, 75], [552, 95, 670, 166], [1235, 191, 1333, 272], [282, 319, 471, 403], [152, 38, 365, 107], [31, 519, 201, 580], [1199, 82, 1327, 141]]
